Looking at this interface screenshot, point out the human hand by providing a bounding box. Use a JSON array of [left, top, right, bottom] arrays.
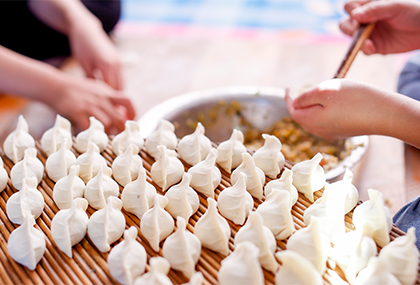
[[340, 0, 420, 55]]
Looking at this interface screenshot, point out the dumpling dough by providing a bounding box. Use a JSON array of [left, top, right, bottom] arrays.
[[187, 148, 221, 198], [264, 168, 298, 207], [231, 152, 265, 199], [323, 168, 358, 214], [145, 119, 178, 160], [40, 114, 72, 157], [0, 157, 9, 192], [84, 165, 119, 210], [292, 152, 326, 202], [253, 134, 285, 179], [150, 145, 184, 191], [10, 147, 43, 190], [108, 226, 147, 285], [353, 257, 402, 285], [112, 144, 143, 186], [216, 129, 246, 173], [51, 198, 89, 258], [3, 115, 35, 164], [112, 120, 144, 156], [45, 138, 76, 182], [53, 165, 86, 210], [162, 216, 201, 279], [75, 116, 109, 153], [177, 122, 211, 166], [133, 257, 172, 285], [75, 142, 107, 184], [218, 241, 264, 285], [181, 272, 204, 285]]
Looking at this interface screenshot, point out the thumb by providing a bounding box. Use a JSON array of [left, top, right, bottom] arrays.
[[351, 1, 401, 23]]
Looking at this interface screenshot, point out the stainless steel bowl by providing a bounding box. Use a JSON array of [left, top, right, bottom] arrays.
[[139, 86, 368, 181]]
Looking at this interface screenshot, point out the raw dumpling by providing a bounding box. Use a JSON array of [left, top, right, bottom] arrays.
[[0, 157, 9, 192], [108, 226, 147, 285], [6, 177, 44, 224], [45, 138, 76, 182], [51, 198, 89, 258], [121, 168, 157, 219], [181, 272, 204, 285], [234, 211, 278, 273], [112, 144, 143, 186], [133, 257, 172, 285], [164, 173, 199, 221], [145, 119, 178, 160], [231, 152, 265, 199], [140, 195, 174, 252], [150, 145, 184, 191], [75, 142, 107, 184], [324, 168, 358, 214], [217, 172, 253, 225], [7, 212, 46, 270], [353, 257, 402, 285], [218, 241, 264, 285], [216, 129, 246, 173], [292, 152, 326, 202], [87, 196, 125, 252], [194, 198, 231, 256], [187, 148, 221, 198], [177, 122, 211, 166], [162, 216, 201, 279], [84, 165, 119, 210], [264, 168, 298, 207], [253, 134, 285, 179], [10, 147, 43, 190], [75, 116, 109, 153], [40, 114, 72, 157], [112, 120, 144, 156], [53, 165, 86, 210], [255, 189, 295, 240], [3, 115, 35, 164]]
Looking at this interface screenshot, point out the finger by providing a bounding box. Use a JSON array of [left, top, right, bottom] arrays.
[[339, 16, 359, 36], [101, 62, 124, 91], [290, 88, 324, 110], [97, 99, 127, 133], [360, 38, 376, 55], [344, 0, 371, 15], [110, 95, 136, 120], [351, 1, 400, 23]]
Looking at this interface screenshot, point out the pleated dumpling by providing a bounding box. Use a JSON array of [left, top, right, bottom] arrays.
[[353, 257, 402, 285], [194, 198, 231, 256], [75, 142, 107, 184], [112, 120, 144, 156], [264, 168, 298, 207], [150, 145, 184, 191], [3, 115, 35, 164], [133, 257, 172, 285], [84, 165, 119, 210], [353, 189, 392, 247], [51, 198, 89, 258], [7, 212, 46, 270], [177, 122, 211, 166], [10, 147, 43, 190], [292, 152, 326, 202], [324, 168, 358, 214], [216, 129, 246, 173], [187, 148, 221, 198], [162, 217, 201, 279], [0, 157, 9, 192], [112, 144, 143, 186], [108, 226, 147, 285], [253, 134, 285, 179], [164, 173, 199, 221], [75, 116, 109, 153], [231, 152, 265, 199], [40, 114, 72, 156], [234, 211, 278, 273], [45, 138, 76, 182], [53, 165, 86, 210], [181, 272, 204, 285], [218, 241, 264, 285], [145, 119, 178, 160], [87, 196, 126, 252]]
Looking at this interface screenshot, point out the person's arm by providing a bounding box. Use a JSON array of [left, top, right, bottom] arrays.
[[286, 79, 420, 149]]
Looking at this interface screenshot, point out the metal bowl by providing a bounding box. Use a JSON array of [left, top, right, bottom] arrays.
[[139, 86, 368, 181]]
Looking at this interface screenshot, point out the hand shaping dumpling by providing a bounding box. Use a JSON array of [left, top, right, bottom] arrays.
[[112, 144, 143, 187], [10, 147, 43, 190], [231, 152, 265, 199], [145, 119, 178, 160], [75, 116, 109, 153], [40, 114, 72, 157], [177, 122, 211, 166], [150, 145, 184, 191], [53, 165, 86, 210], [3, 115, 35, 164], [112, 120, 144, 156], [46, 138, 76, 182], [133, 257, 172, 285], [353, 257, 402, 285], [75, 142, 107, 184], [253, 134, 285, 179], [216, 129, 246, 173], [0, 157, 8, 192], [84, 165, 119, 210], [264, 168, 298, 207]]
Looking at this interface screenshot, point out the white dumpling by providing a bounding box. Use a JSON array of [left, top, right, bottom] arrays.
[[145, 119, 178, 160], [324, 168, 358, 214], [253, 134, 285, 179], [275, 250, 323, 285], [3, 115, 35, 164], [234, 211, 278, 273], [75, 142, 107, 184], [194, 197, 231, 256], [10, 147, 43, 190], [217, 172, 253, 225], [162, 217, 201, 279], [46, 138, 76, 182], [51, 198, 89, 258], [121, 168, 157, 219], [353, 257, 402, 285], [6, 177, 44, 224], [164, 173, 199, 221], [84, 165, 119, 210], [75, 116, 109, 153], [255, 189, 295, 240], [108, 226, 147, 285], [40, 114, 72, 157], [87, 196, 125, 252], [112, 120, 144, 156], [133, 257, 172, 285], [353, 189, 392, 247], [7, 212, 46, 270], [140, 195, 174, 252], [112, 144, 143, 187], [264, 168, 298, 207], [0, 157, 9, 192], [218, 241, 264, 285], [150, 145, 184, 191], [181, 272, 204, 285], [177, 122, 211, 166], [187, 148, 221, 198], [291, 152, 326, 202], [379, 227, 419, 285], [231, 152, 265, 199], [216, 129, 246, 173], [53, 165, 85, 210]]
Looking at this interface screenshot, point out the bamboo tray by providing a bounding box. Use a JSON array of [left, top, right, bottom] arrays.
[[0, 140, 418, 285]]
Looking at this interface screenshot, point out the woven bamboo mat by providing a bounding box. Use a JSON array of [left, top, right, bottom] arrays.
[[0, 140, 418, 285]]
